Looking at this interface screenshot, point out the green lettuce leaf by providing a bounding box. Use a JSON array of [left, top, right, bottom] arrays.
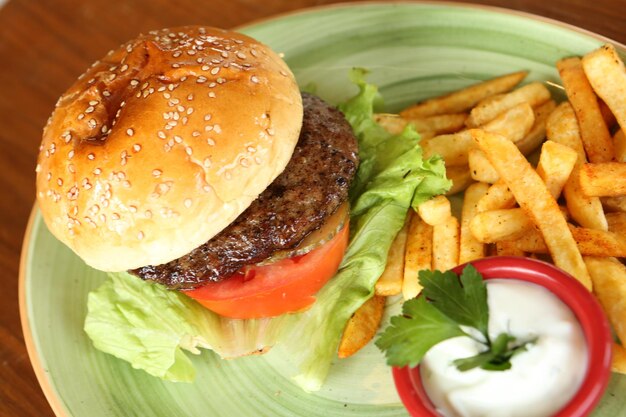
[[84, 69, 450, 390]]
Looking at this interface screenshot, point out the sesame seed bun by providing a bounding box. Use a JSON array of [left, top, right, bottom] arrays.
[[35, 26, 303, 272]]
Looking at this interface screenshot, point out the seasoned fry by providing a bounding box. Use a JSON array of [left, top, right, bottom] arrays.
[[373, 113, 408, 135], [418, 195, 452, 226], [445, 165, 473, 196], [516, 100, 557, 156], [536, 140, 578, 200], [469, 208, 533, 243], [338, 295, 386, 358], [582, 44, 626, 133], [403, 213, 433, 300], [400, 71, 528, 118], [495, 240, 525, 257], [423, 103, 534, 167], [422, 131, 473, 166], [373, 113, 467, 136], [546, 102, 607, 231], [557, 57, 614, 162], [481, 102, 535, 142], [615, 129, 626, 163], [432, 215, 460, 271], [513, 226, 626, 258], [468, 149, 499, 183], [466, 82, 551, 127], [476, 180, 516, 213], [579, 162, 626, 197], [607, 212, 626, 235], [603, 196, 626, 213], [585, 257, 626, 346], [471, 129, 591, 289], [459, 183, 490, 263], [375, 217, 410, 296]]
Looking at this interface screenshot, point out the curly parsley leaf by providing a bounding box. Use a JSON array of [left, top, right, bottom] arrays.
[[375, 296, 465, 367], [419, 265, 489, 337]]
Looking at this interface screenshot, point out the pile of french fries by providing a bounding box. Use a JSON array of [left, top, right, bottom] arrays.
[[338, 43, 626, 373]]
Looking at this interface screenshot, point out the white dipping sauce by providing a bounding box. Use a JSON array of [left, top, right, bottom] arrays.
[[420, 279, 587, 417]]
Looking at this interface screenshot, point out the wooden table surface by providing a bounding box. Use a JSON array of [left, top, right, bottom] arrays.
[[1, 0, 625, 415]]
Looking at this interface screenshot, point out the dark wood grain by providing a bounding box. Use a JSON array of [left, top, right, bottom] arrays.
[[1, 0, 624, 416]]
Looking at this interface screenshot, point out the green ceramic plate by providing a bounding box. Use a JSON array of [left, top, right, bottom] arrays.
[[20, 3, 626, 416]]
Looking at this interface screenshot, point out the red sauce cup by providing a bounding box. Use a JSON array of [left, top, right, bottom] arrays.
[[392, 256, 613, 417]]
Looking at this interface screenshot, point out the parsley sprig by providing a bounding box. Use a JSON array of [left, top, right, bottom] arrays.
[[375, 265, 535, 371]]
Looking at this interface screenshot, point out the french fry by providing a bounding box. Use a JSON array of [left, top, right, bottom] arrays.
[[516, 100, 557, 156], [466, 82, 551, 127], [373, 113, 408, 135], [471, 129, 591, 289], [582, 44, 626, 133], [607, 212, 626, 235], [404, 113, 468, 135], [612, 343, 626, 375], [536, 140, 578, 200], [459, 183, 490, 263], [432, 215, 460, 271], [603, 196, 626, 213], [417, 195, 452, 226], [469, 148, 499, 183], [557, 57, 614, 162], [580, 162, 626, 197], [423, 103, 534, 167], [513, 226, 626, 258], [480, 102, 535, 142], [469, 208, 533, 243], [403, 213, 433, 300], [615, 129, 626, 163], [445, 165, 473, 196], [373, 113, 467, 136], [375, 217, 410, 296], [337, 295, 386, 358], [495, 240, 525, 257], [547, 102, 608, 231], [400, 71, 528, 118], [422, 131, 473, 166], [476, 180, 516, 213], [585, 257, 626, 346]]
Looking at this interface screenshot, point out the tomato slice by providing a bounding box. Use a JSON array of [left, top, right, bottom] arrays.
[[183, 223, 350, 319]]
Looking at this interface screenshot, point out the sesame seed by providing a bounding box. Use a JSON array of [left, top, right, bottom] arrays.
[[57, 178, 63, 186], [174, 135, 183, 143], [204, 114, 211, 121], [137, 231, 144, 240], [120, 64, 129, 72], [123, 180, 131, 188], [267, 128, 275, 136], [103, 90, 111, 97], [221, 51, 229, 58], [208, 92, 216, 98], [210, 67, 220, 75], [251, 75, 259, 84], [68, 164, 75, 173], [184, 198, 192, 208], [255, 156, 262, 165], [197, 76, 207, 83], [236, 52, 246, 59], [101, 125, 109, 134], [126, 128, 134, 136], [88, 119, 97, 129], [93, 168, 102, 175], [133, 144, 141, 152], [164, 92, 171, 99], [214, 124, 222, 134], [129, 205, 137, 213], [207, 138, 215, 146], [185, 146, 193, 155], [78, 113, 85, 120], [157, 131, 166, 139], [247, 146, 256, 153], [203, 185, 211, 192], [130, 79, 139, 86], [187, 94, 194, 101], [35, 164, 41, 173], [85, 106, 95, 114], [145, 210, 152, 218], [240, 158, 249, 167], [201, 65, 210, 71], [88, 153, 95, 160], [192, 131, 200, 137], [88, 100, 99, 106], [152, 169, 162, 177]]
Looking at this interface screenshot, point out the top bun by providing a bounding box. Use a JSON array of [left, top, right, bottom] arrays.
[[36, 26, 303, 272]]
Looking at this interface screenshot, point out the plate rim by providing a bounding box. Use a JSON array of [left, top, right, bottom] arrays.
[[18, 2, 626, 416]]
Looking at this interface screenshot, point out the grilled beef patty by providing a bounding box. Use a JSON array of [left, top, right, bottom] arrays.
[[133, 93, 359, 289]]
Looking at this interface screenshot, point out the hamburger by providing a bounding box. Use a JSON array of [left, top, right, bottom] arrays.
[[35, 26, 358, 319]]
